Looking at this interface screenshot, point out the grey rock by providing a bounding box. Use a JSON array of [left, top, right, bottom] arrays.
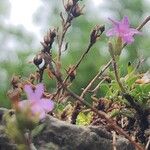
[[0, 108, 135, 150], [33, 115, 135, 150], [0, 134, 16, 150]]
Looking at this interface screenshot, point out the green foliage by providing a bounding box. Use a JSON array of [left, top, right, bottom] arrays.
[[16, 110, 39, 131], [131, 83, 150, 106], [76, 112, 93, 125], [110, 108, 134, 118], [99, 83, 109, 97], [3, 109, 41, 149], [100, 64, 150, 113], [3, 110, 25, 146], [32, 123, 46, 138]]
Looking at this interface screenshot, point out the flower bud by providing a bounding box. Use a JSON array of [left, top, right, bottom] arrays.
[[7, 89, 20, 109], [90, 25, 105, 44], [65, 0, 73, 12], [71, 4, 84, 18]]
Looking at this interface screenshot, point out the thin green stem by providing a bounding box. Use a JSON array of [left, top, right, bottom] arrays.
[[112, 58, 126, 93]]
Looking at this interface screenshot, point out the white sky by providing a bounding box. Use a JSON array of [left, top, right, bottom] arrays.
[[7, 0, 150, 33], [5, 0, 103, 43], [9, 0, 41, 26], [8, 0, 103, 32], [8, 0, 42, 33]]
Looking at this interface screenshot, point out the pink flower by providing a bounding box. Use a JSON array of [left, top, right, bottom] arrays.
[[18, 84, 54, 120], [106, 16, 140, 44]]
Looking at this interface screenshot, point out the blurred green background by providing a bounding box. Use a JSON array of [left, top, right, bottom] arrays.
[[0, 0, 150, 108]]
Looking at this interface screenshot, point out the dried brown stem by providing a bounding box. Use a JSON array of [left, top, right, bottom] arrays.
[[58, 22, 71, 61], [58, 0, 84, 61], [64, 42, 93, 83], [69, 60, 111, 124], [80, 60, 112, 98], [137, 16, 150, 31], [92, 78, 106, 95], [71, 101, 81, 124], [63, 25, 105, 84], [52, 43, 93, 99], [112, 131, 117, 150], [52, 26, 105, 99]]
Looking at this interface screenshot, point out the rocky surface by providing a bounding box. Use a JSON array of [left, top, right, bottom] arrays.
[[0, 108, 135, 150], [34, 116, 135, 150]]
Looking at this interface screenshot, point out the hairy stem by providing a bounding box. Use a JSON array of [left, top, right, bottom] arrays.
[[112, 58, 126, 93]]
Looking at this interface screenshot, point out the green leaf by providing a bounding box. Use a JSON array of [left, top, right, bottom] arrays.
[[142, 84, 150, 94], [76, 112, 93, 125], [100, 83, 110, 97], [108, 71, 116, 80], [109, 109, 120, 118], [110, 80, 120, 91], [125, 75, 138, 87], [32, 123, 46, 138], [127, 62, 134, 74]]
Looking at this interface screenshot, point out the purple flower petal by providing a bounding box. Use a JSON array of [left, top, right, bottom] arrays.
[[106, 16, 141, 44], [24, 85, 35, 101], [24, 84, 44, 101], [21, 84, 55, 120], [122, 35, 134, 44], [30, 103, 46, 119], [19, 100, 46, 119], [106, 28, 118, 36], [40, 98, 54, 112], [121, 16, 129, 28], [128, 28, 141, 35], [34, 84, 44, 101]]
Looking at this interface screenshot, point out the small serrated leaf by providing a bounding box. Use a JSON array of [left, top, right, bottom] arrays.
[[32, 123, 46, 138]]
